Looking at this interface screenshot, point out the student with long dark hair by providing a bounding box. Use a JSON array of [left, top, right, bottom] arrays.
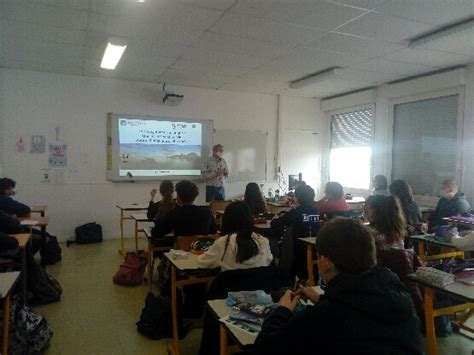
[[365, 195, 423, 314], [147, 180, 176, 221], [389, 179, 422, 226], [197, 201, 272, 270], [244, 182, 267, 216]]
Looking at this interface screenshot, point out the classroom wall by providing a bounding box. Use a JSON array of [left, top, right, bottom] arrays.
[[321, 64, 474, 207], [0, 68, 324, 240]]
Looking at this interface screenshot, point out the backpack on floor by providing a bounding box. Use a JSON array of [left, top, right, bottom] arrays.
[[40, 235, 62, 265], [136, 292, 173, 340], [113, 251, 147, 286], [27, 263, 62, 305], [68, 222, 103, 246], [6, 298, 53, 354]]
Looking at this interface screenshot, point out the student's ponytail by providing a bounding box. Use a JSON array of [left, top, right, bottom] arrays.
[[235, 229, 259, 263]]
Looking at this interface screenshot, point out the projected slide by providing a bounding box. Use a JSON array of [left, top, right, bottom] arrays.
[[118, 118, 202, 177]]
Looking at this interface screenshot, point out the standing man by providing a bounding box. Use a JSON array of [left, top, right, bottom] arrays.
[[202, 144, 229, 202]]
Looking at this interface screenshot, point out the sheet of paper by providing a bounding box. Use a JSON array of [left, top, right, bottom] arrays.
[[20, 220, 38, 226]]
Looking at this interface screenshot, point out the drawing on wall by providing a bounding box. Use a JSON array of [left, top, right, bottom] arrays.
[[31, 136, 46, 153], [48, 143, 67, 167], [41, 169, 51, 183], [16, 137, 26, 152]]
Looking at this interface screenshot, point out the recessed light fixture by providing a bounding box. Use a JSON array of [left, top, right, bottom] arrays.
[[289, 67, 344, 89], [100, 38, 127, 70], [409, 17, 474, 47]]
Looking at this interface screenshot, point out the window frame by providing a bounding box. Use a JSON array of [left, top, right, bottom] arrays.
[[328, 103, 376, 190], [388, 87, 465, 196]]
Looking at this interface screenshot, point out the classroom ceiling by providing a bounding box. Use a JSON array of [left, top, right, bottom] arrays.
[[1, 0, 474, 98]]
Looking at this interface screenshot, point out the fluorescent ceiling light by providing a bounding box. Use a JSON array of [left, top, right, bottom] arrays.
[[100, 39, 127, 70], [289, 67, 344, 89], [409, 17, 474, 47]]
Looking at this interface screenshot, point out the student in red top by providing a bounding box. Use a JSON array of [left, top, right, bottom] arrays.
[[316, 181, 349, 215]]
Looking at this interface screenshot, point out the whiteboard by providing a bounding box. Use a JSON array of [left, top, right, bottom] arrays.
[[214, 129, 267, 182]]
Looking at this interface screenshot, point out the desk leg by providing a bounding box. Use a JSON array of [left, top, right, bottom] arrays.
[[40, 225, 47, 267], [219, 325, 229, 355], [134, 220, 139, 251], [147, 239, 153, 291], [169, 265, 180, 355], [424, 287, 438, 355], [418, 241, 426, 262], [306, 245, 315, 287], [2, 295, 10, 355], [22, 247, 27, 302], [119, 210, 125, 256]]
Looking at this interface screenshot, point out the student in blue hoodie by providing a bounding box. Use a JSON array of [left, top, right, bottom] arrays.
[[0, 178, 31, 217]]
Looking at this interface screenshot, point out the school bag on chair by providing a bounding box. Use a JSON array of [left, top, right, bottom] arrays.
[[113, 251, 147, 286]]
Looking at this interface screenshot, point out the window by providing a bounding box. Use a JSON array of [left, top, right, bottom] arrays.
[[330, 107, 374, 189], [392, 94, 459, 196]]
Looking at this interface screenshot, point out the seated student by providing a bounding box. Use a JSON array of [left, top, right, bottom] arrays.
[[0, 178, 31, 217], [147, 180, 176, 221], [0, 210, 42, 254], [365, 195, 423, 314], [389, 179, 422, 234], [197, 201, 272, 270], [372, 174, 389, 196], [153, 180, 218, 238], [429, 179, 471, 231], [255, 218, 423, 355], [243, 182, 268, 216], [315, 181, 349, 215], [270, 184, 319, 254]]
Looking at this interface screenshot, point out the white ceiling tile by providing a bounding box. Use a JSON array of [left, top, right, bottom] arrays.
[[192, 32, 290, 59], [350, 58, 432, 75], [413, 30, 474, 57], [27, 0, 90, 10], [253, 46, 366, 82], [335, 68, 398, 83], [20, 3, 89, 29], [287, 78, 362, 97], [328, 0, 388, 10], [178, 0, 235, 10], [375, 0, 474, 25], [209, 13, 326, 47], [221, 76, 288, 94], [231, 0, 368, 30], [159, 69, 234, 89], [1, 57, 84, 76], [382, 48, 471, 68], [172, 58, 250, 76], [336, 12, 434, 42], [180, 47, 270, 68], [1, 20, 87, 45], [307, 32, 403, 59]]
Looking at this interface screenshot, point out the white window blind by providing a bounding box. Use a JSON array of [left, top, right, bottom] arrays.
[[330, 108, 374, 189], [392, 94, 458, 196]]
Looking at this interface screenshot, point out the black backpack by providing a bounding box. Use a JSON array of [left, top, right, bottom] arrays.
[[27, 263, 62, 305], [67, 222, 102, 246], [40, 235, 62, 265], [136, 292, 173, 340]]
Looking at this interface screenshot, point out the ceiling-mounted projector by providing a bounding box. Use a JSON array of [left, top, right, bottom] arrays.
[[161, 83, 183, 106]]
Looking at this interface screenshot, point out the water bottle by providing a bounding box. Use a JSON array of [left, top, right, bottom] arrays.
[[268, 188, 273, 199]]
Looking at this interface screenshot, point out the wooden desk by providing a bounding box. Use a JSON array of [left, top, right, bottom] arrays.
[[131, 213, 153, 251], [266, 203, 291, 215], [409, 234, 464, 262], [30, 205, 47, 217], [18, 216, 49, 266], [346, 197, 365, 211], [0, 271, 20, 355], [210, 286, 324, 355], [164, 252, 218, 355], [299, 237, 317, 286], [12, 233, 32, 301], [408, 274, 473, 355], [116, 204, 148, 256], [144, 227, 174, 290]]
